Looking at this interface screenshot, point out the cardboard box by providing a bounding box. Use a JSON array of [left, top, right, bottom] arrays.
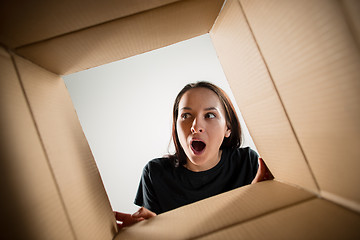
[[1, 0, 359, 239]]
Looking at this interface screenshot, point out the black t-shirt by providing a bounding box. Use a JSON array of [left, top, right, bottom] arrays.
[[134, 147, 259, 214]]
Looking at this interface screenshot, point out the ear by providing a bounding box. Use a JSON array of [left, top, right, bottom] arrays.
[[225, 128, 231, 138]]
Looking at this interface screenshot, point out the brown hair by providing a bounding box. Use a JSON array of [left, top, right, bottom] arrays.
[[169, 81, 242, 167]]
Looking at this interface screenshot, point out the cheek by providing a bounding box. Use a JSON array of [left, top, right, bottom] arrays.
[[177, 121, 193, 150], [176, 121, 186, 139], [176, 122, 189, 151], [177, 120, 190, 133], [210, 123, 228, 142]]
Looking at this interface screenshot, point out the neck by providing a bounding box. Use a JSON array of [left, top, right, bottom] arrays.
[[185, 150, 222, 172]]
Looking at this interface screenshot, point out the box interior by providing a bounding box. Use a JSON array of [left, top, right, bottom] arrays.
[[1, 0, 360, 239]]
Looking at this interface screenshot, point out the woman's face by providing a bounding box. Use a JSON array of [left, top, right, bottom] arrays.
[[176, 87, 231, 171]]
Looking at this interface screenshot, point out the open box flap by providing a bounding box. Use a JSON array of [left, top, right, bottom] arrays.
[[116, 181, 316, 240], [0, 0, 181, 48], [196, 198, 360, 239], [13, 0, 225, 75], [239, 0, 360, 211], [0, 47, 75, 240], [211, 0, 319, 193], [12, 53, 117, 239]]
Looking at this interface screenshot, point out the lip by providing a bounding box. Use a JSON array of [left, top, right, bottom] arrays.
[[190, 138, 206, 155]]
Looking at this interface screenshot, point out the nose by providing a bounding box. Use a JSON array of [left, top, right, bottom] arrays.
[[191, 118, 204, 133]]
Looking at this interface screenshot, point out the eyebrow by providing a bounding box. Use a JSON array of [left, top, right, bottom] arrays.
[[179, 107, 220, 111], [204, 107, 219, 111]]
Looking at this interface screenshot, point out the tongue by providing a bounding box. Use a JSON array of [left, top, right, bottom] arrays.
[[192, 141, 206, 152]]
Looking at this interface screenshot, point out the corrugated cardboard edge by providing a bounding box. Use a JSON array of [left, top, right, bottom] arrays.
[[210, 0, 319, 193], [15, 0, 225, 75], [11, 52, 118, 240], [0, 46, 75, 240], [239, 0, 360, 212], [116, 181, 315, 240], [195, 198, 360, 239], [321, 190, 360, 213], [0, 0, 181, 48]]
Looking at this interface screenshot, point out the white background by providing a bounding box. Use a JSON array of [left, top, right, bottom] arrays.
[[63, 34, 256, 213]]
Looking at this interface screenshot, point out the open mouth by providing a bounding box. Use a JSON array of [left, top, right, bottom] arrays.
[[191, 140, 206, 154]]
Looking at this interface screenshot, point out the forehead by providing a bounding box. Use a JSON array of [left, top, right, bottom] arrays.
[[179, 87, 223, 109]]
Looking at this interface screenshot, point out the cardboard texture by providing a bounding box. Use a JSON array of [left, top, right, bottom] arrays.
[[12, 54, 117, 240], [197, 199, 360, 239], [115, 181, 315, 240], [341, 0, 360, 46], [240, 0, 360, 212], [1, 0, 360, 239], [0, 0, 180, 48], [13, 0, 224, 75], [0, 47, 75, 240], [210, 0, 319, 193]]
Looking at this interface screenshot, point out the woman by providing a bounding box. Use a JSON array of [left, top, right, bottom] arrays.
[[115, 81, 271, 229]]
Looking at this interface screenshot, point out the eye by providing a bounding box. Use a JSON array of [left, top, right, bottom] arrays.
[[205, 112, 216, 119], [180, 113, 191, 120]]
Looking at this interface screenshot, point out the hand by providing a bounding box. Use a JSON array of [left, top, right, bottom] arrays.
[[114, 207, 156, 230], [251, 157, 274, 184]]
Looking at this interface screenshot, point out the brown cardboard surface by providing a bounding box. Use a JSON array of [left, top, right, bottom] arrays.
[[1, 0, 360, 239], [13, 54, 117, 239], [241, 0, 360, 211], [0, 0, 180, 48], [15, 0, 224, 75], [341, 0, 360, 47], [210, 0, 318, 193], [197, 198, 360, 239], [0, 47, 74, 240], [116, 181, 315, 240]]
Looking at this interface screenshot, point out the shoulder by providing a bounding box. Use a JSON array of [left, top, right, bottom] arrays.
[[143, 157, 175, 174], [242, 147, 259, 160], [225, 147, 259, 177]]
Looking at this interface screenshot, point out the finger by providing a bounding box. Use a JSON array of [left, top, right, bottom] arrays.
[[251, 158, 266, 184], [114, 211, 132, 221], [264, 164, 274, 180], [132, 207, 156, 219], [115, 212, 143, 229], [117, 222, 123, 230]]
